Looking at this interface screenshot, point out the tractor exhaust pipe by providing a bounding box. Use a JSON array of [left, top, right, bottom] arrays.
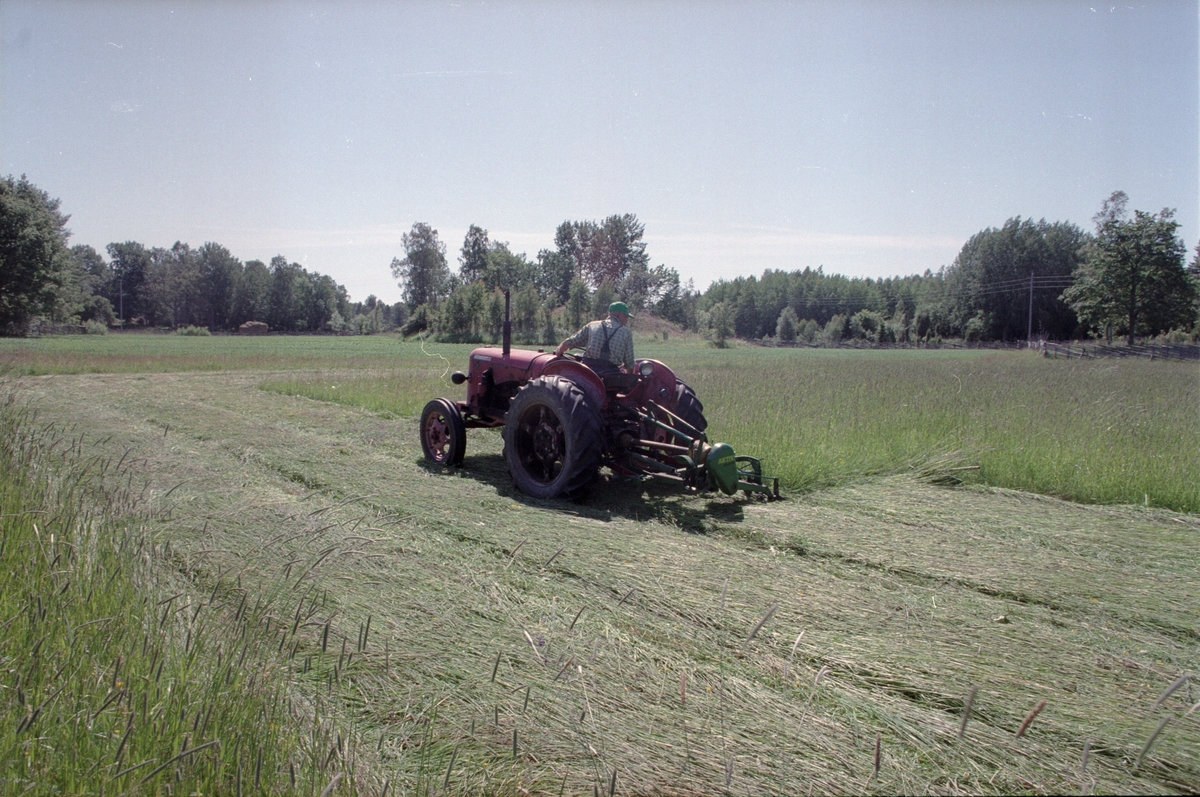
[[502, 290, 511, 356]]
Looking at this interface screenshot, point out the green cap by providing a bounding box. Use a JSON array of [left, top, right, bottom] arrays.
[[609, 301, 632, 316]]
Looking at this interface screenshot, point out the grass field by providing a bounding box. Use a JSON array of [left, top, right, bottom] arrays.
[[8, 330, 1188, 511], [1, 331, 1198, 794]]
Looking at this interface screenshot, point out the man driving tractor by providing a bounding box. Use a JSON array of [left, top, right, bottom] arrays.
[[554, 301, 635, 374], [420, 291, 778, 500]]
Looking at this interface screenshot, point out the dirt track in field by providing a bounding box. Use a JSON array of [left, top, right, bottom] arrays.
[[21, 371, 1200, 795]]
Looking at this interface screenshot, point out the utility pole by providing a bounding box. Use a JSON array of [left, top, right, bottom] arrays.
[[1026, 271, 1034, 345]]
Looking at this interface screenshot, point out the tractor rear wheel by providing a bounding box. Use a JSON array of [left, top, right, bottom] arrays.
[[674, 379, 708, 433], [504, 376, 602, 499], [420, 398, 466, 466]]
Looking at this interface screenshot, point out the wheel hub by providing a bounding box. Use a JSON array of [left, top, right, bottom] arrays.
[[425, 417, 449, 457], [531, 417, 561, 465]]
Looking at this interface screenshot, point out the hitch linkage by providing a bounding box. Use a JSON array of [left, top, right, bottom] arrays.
[[625, 403, 780, 499]]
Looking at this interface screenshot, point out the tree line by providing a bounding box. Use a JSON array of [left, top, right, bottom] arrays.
[[390, 214, 699, 344], [0, 174, 399, 334], [3, 174, 1197, 344], [395, 194, 1198, 347]]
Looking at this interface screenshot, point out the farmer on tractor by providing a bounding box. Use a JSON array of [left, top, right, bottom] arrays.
[[554, 301, 635, 374], [419, 290, 779, 500]]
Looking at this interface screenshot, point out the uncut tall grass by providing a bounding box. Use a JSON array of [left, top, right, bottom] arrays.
[[261, 341, 1198, 513], [0, 390, 357, 794], [679, 348, 1199, 512], [0, 331, 439, 375]]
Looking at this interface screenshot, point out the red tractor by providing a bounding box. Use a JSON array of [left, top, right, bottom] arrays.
[[419, 296, 779, 501]]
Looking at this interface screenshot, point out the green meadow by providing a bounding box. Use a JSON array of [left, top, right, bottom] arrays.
[[10, 332, 1183, 511], [4, 331, 1197, 513]]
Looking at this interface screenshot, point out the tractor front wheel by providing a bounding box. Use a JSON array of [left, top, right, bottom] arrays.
[[504, 376, 602, 499], [420, 398, 466, 466]]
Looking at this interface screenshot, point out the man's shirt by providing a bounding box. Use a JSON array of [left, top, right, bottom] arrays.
[[562, 317, 634, 370]]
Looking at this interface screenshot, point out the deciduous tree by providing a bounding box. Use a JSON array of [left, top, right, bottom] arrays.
[[535, 249, 575, 305], [392, 223, 450, 309], [106, 241, 152, 324], [484, 242, 532, 292], [234, 259, 271, 325], [1064, 192, 1196, 343], [0, 175, 73, 330], [565, 277, 590, 331], [555, 214, 649, 289], [459, 225, 490, 284], [943, 217, 1086, 341], [775, 306, 799, 342], [197, 242, 241, 330]]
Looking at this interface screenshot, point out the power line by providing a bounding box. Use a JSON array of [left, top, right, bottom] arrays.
[[776, 274, 1075, 307]]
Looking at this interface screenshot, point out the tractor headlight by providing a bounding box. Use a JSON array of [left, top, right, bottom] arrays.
[[638, 361, 655, 378]]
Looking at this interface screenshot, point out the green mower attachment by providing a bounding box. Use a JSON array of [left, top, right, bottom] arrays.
[[633, 403, 781, 499]]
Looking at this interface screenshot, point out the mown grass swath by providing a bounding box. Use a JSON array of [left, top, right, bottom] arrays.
[[0, 390, 359, 794]]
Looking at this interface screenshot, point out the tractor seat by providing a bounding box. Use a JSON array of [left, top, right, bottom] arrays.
[[600, 372, 641, 393]]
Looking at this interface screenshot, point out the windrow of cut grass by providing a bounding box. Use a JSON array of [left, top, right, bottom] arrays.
[[0, 391, 362, 794]]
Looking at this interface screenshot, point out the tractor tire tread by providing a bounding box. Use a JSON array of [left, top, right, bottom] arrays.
[[674, 379, 708, 433], [503, 376, 602, 499]]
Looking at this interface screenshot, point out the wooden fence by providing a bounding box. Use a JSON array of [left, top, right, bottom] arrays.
[[1038, 341, 1200, 361], [762, 338, 1200, 360]]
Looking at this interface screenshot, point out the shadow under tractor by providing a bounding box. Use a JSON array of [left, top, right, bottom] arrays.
[[419, 295, 780, 501]]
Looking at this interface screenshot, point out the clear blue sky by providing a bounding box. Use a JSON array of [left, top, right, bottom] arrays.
[[3, 0, 1196, 305]]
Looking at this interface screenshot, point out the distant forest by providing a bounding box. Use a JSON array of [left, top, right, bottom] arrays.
[[3, 175, 1197, 344], [382, 198, 1199, 347]]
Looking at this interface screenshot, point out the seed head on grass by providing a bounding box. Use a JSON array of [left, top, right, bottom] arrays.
[[523, 629, 544, 662], [1016, 699, 1047, 737], [568, 605, 585, 631], [1135, 715, 1172, 771], [319, 772, 343, 797], [958, 685, 978, 740], [741, 603, 778, 652], [1152, 672, 1192, 711]]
